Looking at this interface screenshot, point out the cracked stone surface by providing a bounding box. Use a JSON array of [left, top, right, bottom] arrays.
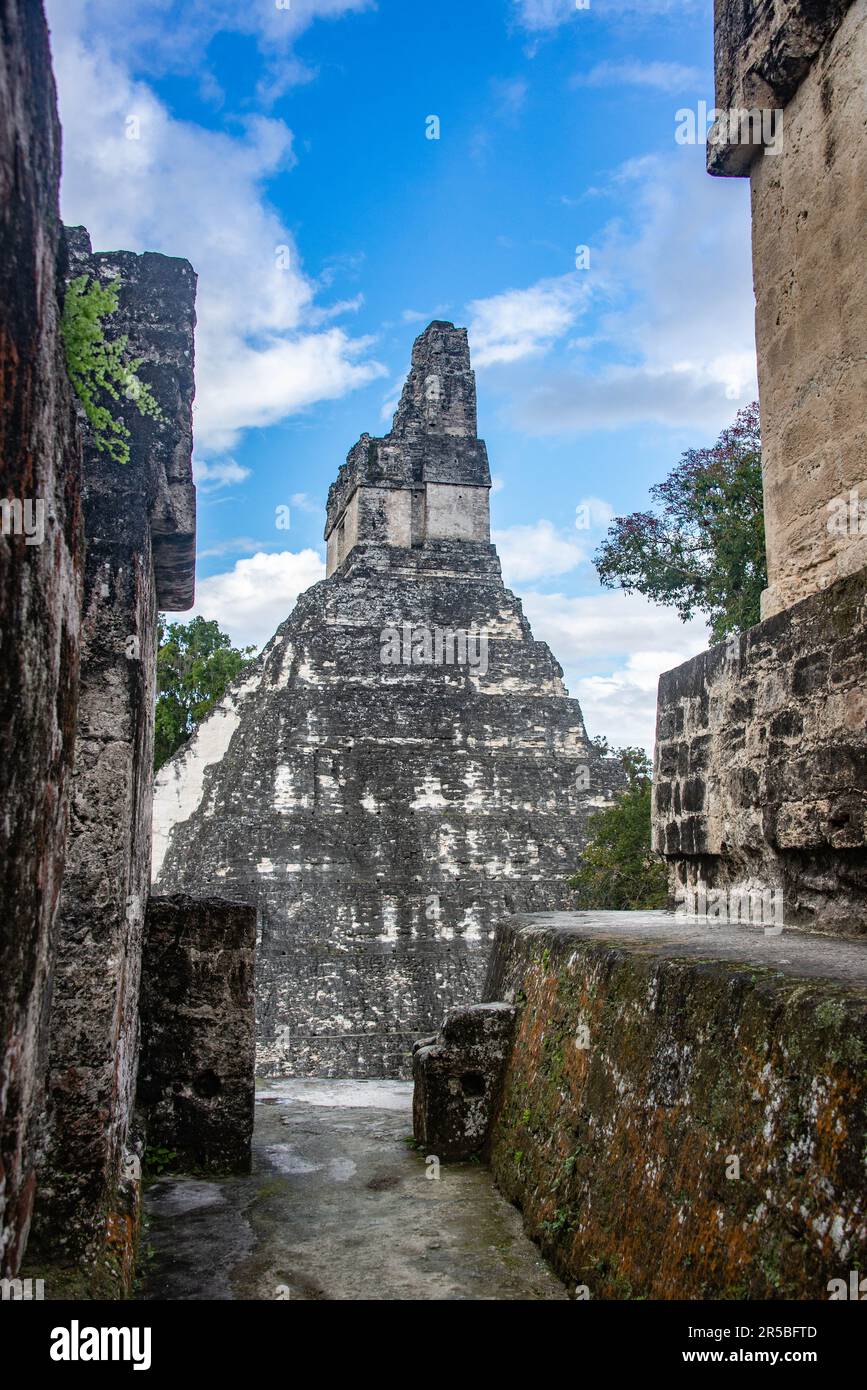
[[139, 1079, 566, 1302]]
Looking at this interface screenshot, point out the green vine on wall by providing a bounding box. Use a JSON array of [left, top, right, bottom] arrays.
[[61, 274, 163, 465]]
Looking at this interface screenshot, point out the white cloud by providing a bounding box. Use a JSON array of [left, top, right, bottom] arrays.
[[491, 77, 529, 120], [493, 520, 585, 583], [573, 60, 703, 92], [46, 4, 386, 458], [194, 457, 250, 492], [46, 1, 376, 100], [514, 0, 699, 30], [575, 496, 615, 530], [473, 150, 756, 435], [177, 549, 327, 649], [197, 536, 284, 559], [467, 276, 590, 367], [522, 588, 709, 750], [196, 328, 383, 453], [290, 492, 324, 514]]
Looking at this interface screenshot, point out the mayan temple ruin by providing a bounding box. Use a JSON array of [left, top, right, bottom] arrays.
[[2, 0, 866, 1322], [153, 322, 623, 1077], [416, 0, 867, 1302]]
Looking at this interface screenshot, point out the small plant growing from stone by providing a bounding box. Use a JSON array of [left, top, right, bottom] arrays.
[[540, 1209, 573, 1238], [142, 1144, 178, 1176], [61, 274, 163, 464]]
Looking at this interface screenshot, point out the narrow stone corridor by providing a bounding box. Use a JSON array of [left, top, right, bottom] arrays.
[[139, 1080, 566, 1301]]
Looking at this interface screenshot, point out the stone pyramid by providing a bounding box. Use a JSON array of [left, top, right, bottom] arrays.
[[153, 322, 623, 1077]]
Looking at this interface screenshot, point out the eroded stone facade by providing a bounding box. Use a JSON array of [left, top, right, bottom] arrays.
[[710, 0, 866, 617], [0, 0, 83, 1278], [412, 1003, 516, 1160], [653, 568, 867, 934], [482, 913, 867, 1300], [27, 227, 198, 1287], [654, 0, 867, 924], [154, 323, 625, 1078]]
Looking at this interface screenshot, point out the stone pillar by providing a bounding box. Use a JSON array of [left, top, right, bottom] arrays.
[[412, 1004, 517, 1160], [709, 0, 867, 618], [138, 897, 257, 1173], [28, 229, 196, 1291], [0, 0, 83, 1277]]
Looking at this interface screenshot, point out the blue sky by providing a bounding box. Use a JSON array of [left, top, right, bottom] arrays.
[[46, 0, 757, 749]]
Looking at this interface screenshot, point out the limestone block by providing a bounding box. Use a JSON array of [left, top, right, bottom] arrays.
[[412, 1003, 517, 1160]]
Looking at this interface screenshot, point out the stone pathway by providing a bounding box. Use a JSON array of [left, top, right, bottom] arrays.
[[139, 1079, 566, 1301]]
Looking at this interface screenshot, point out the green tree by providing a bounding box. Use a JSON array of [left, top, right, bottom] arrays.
[[570, 740, 669, 911], [61, 274, 162, 464], [155, 616, 255, 771], [594, 402, 766, 642]]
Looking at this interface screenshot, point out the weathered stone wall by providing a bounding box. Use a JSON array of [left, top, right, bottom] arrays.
[[138, 897, 256, 1173], [0, 0, 83, 1277], [710, 0, 866, 617], [652, 566, 867, 934], [154, 323, 626, 1079], [711, 0, 855, 170], [482, 913, 867, 1300], [28, 229, 197, 1288]]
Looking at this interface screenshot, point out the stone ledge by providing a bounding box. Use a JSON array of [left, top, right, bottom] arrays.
[[709, 0, 856, 177], [479, 911, 867, 1300]]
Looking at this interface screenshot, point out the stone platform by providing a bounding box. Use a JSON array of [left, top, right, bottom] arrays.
[[417, 910, 867, 1300], [139, 1079, 565, 1301]]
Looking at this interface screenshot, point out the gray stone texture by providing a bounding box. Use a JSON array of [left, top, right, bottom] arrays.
[[140, 1079, 566, 1302], [138, 897, 257, 1173], [0, 0, 84, 1277], [412, 1003, 517, 1160], [711, 0, 867, 618], [154, 323, 625, 1079], [653, 567, 867, 934], [28, 227, 197, 1282]]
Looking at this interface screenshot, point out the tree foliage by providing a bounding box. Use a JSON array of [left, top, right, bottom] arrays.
[[155, 617, 255, 772], [570, 739, 669, 911], [61, 274, 162, 465], [594, 402, 766, 642]]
